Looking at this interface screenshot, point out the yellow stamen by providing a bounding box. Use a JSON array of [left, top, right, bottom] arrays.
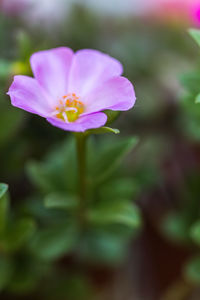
[[54, 93, 84, 123]]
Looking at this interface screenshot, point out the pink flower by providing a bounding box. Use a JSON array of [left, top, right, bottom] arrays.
[[148, 0, 200, 26], [0, 0, 27, 16], [190, 1, 200, 26], [8, 48, 136, 132]]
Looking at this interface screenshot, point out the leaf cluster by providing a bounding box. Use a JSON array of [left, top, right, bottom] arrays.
[[27, 135, 141, 265]]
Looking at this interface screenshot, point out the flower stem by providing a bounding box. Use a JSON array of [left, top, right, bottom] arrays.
[[75, 133, 87, 220]]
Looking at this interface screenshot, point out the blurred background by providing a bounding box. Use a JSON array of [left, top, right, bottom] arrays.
[[1, 0, 200, 299]]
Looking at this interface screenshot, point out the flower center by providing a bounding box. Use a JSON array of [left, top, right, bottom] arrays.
[[53, 93, 84, 122]]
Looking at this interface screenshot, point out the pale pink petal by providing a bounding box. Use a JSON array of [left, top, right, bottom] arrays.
[[68, 49, 123, 97], [30, 47, 74, 101], [7, 75, 52, 117], [46, 112, 107, 132], [84, 76, 136, 114]]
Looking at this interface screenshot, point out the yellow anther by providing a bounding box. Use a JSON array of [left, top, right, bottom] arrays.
[[54, 93, 84, 122]]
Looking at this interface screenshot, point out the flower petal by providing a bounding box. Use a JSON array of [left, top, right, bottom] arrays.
[[46, 112, 107, 132], [30, 47, 74, 100], [68, 49, 123, 97], [84, 76, 136, 114], [7, 75, 52, 117]]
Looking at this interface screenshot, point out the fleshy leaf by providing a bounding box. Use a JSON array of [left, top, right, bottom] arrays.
[[190, 220, 200, 245], [27, 162, 55, 194], [27, 138, 77, 194], [78, 227, 132, 265], [29, 223, 78, 260], [0, 102, 24, 148], [0, 183, 9, 234], [184, 256, 200, 284], [161, 213, 189, 243], [104, 110, 120, 124], [0, 256, 13, 291], [195, 93, 200, 103], [42, 274, 94, 300], [100, 178, 139, 202], [189, 29, 200, 48], [17, 31, 33, 61], [44, 193, 78, 210], [0, 60, 12, 79], [92, 137, 138, 184], [4, 218, 36, 252], [85, 126, 120, 136], [8, 259, 49, 294], [88, 201, 141, 228], [180, 72, 200, 95]]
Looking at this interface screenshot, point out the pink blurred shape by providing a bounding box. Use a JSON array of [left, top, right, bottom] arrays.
[[190, 1, 200, 26], [0, 0, 28, 15], [146, 0, 200, 26]]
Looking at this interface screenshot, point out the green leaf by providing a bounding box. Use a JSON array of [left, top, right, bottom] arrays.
[[4, 218, 36, 252], [0, 256, 13, 291], [0, 104, 24, 148], [180, 72, 200, 95], [60, 275, 94, 300], [189, 28, 200, 48], [45, 274, 94, 300], [8, 260, 49, 294], [104, 110, 120, 124], [161, 213, 190, 243], [0, 60, 12, 79], [190, 220, 200, 245], [184, 256, 200, 284], [17, 31, 33, 60], [79, 228, 129, 264], [195, 93, 200, 103], [92, 137, 138, 184], [0, 183, 9, 234], [30, 223, 78, 261], [8, 271, 39, 294], [180, 93, 200, 141], [44, 193, 78, 211], [88, 201, 141, 228], [27, 138, 77, 194], [85, 126, 120, 136], [100, 178, 139, 201], [27, 162, 55, 194]]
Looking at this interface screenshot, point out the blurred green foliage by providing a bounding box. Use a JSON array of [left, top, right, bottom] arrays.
[[2, 4, 200, 300], [27, 136, 141, 263], [0, 133, 141, 298], [158, 29, 200, 291]]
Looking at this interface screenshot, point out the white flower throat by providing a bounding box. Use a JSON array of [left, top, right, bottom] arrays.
[[52, 93, 84, 122]]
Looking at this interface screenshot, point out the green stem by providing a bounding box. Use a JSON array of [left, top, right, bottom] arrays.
[[75, 133, 87, 219]]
